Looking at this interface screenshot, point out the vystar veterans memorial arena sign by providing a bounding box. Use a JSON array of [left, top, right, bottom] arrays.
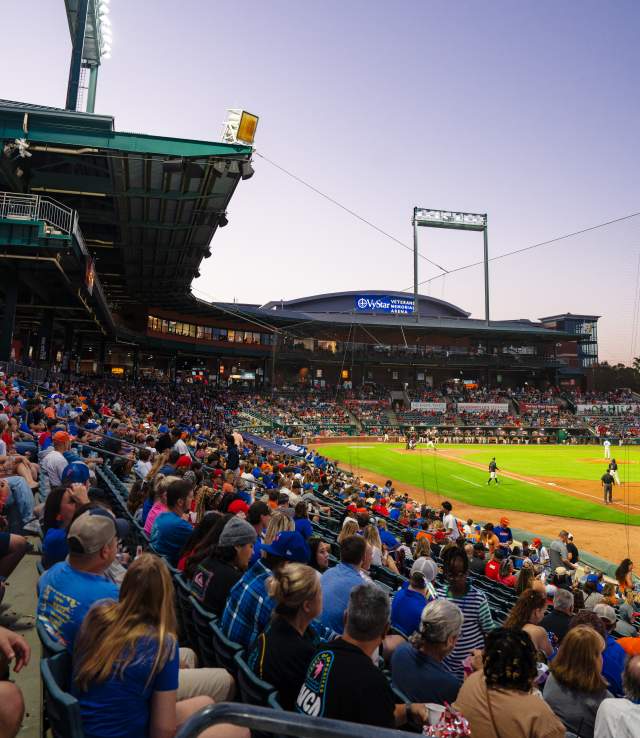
[[354, 295, 415, 315]]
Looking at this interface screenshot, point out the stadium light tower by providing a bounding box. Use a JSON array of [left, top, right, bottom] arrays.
[[412, 208, 489, 325], [64, 0, 113, 113]]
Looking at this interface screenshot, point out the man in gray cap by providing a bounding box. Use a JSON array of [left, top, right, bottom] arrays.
[[37, 508, 124, 649], [192, 516, 257, 617]]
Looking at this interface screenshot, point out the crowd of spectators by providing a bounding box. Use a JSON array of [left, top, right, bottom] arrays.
[[1, 371, 640, 737]]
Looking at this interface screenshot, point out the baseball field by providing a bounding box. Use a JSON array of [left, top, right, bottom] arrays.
[[315, 442, 640, 563]]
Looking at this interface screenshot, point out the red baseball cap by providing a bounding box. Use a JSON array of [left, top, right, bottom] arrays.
[[175, 455, 192, 469], [228, 500, 250, 515]]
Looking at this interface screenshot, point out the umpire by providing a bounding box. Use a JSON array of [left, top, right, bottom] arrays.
[[601, 468, 614, 504]]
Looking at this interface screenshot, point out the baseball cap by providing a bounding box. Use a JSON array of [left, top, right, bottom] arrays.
[[218, 516, 257, 547], [593, 603, 616, 624], [175, 455, 192, 469], [499, 516, 509, 526], [262, 531, 310, 563], [586, 573, 600, 584], [410, 557, 438, 582], [61, 462, 91, 485], [67, 508, 129, 555], [532, 538, 542, 548], [53, 431, 70, 444], [228, 499, 250, 516]]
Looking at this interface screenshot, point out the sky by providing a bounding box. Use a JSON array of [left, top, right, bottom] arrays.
[[1, 0, 639, 363]]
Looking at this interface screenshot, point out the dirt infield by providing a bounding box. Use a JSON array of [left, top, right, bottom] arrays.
[[343, 460, 640, 565]]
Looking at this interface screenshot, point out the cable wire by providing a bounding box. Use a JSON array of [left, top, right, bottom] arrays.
[[401, 210, 640, 291], [254, 152, 450, 274]]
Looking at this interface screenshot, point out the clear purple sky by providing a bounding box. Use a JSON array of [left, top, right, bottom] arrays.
[[2, 1, 639, 363]]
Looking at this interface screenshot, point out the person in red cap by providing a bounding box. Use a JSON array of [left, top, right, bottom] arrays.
[[40, 431, 72, 492], [228, 500, 249, 518], [175, 455, 192, 471], [494, 517, 513, 549]]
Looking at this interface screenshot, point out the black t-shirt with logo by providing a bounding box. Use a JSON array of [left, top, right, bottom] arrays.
[[191, 557, 242, 617], [296, 639, 396, 727]]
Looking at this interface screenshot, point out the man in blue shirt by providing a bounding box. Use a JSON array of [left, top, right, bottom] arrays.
[[150, 478, 193, 566], [377, 519, 399, 550], [37, 508, 123, 650], [320, 535, 371, 634], [493, 516, 513, 549]]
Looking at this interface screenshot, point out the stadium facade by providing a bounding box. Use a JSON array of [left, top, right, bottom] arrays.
[[0, 99, 598, 392]]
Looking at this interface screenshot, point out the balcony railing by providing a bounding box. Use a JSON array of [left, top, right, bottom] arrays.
[[0, 191, 73, 234]]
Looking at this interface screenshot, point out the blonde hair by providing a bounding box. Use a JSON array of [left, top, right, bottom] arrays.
[[338, 519, 359, 544], [550, 625, 607, 693], [264, 512, 294, 545], [73, 554, 177, 691], [414, 537, 431, 559], [147, 450, 169, 481], [267, 563, 320, 617], [363, 524, 382, 551]]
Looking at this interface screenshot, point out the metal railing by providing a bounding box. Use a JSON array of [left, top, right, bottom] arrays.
[[176, 703, 411, 738], [0, 191, 73, 234]]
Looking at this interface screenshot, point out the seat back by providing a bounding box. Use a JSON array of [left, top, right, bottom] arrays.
[[234, 652, 278, 707], [37, 620, 66, 658], [173, 574, 196, 649], [210, 620, 243, 674], [189, 596, 217, 667], [40, 652, 85, 738]]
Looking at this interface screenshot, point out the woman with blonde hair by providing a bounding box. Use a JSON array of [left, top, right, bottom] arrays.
[[504, 588, 553, 659], [413, 536, 431, 560], [247, 563, 322, 710], [543, 625, 611, 738], [362, 524, 399, 572], [337, 518, 358, 544], [72, 554, 236, 738]]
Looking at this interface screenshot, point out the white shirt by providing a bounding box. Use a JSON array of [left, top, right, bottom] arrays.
[[595, 697, 640, 738], [603, 440, 611, 448], [41, 450, 68, 487], [173, 439, 189, 455], [443, 512, 460, 541]]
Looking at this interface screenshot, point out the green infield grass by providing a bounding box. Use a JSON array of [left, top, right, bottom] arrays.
[[315, 443, 640, 525]]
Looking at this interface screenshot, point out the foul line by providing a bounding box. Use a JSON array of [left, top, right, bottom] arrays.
[[452, 475, 482, 488]]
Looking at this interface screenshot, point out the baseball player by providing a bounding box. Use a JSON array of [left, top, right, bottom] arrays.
[[601, 468, 614, 504], [603, 438, 611, 459], [608, 458, 621, 486], [487, 457, 499, 485]]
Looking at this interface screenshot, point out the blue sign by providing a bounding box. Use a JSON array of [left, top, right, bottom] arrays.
[[354, 295, 415, 314]]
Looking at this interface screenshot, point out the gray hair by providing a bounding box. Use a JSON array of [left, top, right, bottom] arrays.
[[345, 584, 390, 641], [411, 599, 464, 646], [553, 588, 574, 612], [624, 655, 640, 702]]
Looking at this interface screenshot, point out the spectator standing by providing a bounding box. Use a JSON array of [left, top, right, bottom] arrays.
[[454, 628, 565, 738], [566, 533, 579, 566], [549, 530, 576, 572], [493, 516, 513, 549], [543, 625, 611, 738], [391, 599, 463, 705], [441, 501, 460, 542], [469, 542, 487, 575]]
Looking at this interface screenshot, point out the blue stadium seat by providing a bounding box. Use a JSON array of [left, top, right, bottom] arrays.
[[189, 596, 217, 667], [40, 652, 85, 738], [210, 620, 243, 674], [233, 652, 279, 707], [37, 620, 65, 658]]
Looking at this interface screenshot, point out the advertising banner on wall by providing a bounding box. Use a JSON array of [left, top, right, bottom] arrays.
[[520, 403, 560, 412], [457, 402, 509, 413], [354, 295, 414, 314], [410, 401, 447, 412], [577, 403, 640, 414]]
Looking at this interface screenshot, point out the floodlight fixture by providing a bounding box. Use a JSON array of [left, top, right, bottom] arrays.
[[411, 206, 490, 325], [221, 109, 259, 146], [413, 209, 486, 232]]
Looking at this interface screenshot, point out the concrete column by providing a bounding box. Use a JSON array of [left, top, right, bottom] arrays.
[[36, 313, 54, 368]]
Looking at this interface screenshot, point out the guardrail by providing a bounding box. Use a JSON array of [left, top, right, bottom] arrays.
[[0, 191, 73, 234]]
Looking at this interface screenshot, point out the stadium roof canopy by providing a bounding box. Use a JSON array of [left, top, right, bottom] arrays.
[[0, 99, 252, 312]]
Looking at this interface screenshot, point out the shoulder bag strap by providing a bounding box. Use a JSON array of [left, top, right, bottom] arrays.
[[483, 678, 505, 738]]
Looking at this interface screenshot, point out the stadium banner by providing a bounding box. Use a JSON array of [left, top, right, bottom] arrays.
[[576, 403, 640, 414], [457, 402, 509, 413], [353, 295, 414, 314], [410, 401, 447, 412], [520, 403, 560, 412]]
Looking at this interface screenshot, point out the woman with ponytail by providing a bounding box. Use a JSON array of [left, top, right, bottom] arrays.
[[247, 562, 323, 710]]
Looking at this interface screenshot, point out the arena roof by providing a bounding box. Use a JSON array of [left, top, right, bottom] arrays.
[[0, 99, 252, 310]]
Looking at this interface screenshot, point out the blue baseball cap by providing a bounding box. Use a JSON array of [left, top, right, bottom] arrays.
[[61, 462, 91, 485], [586, 573, 599, 583], [262, 531, 310, 563], [159, 424, 169, 433]]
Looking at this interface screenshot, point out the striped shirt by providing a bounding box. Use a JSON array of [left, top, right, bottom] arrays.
[[436, 582, 494, 680]]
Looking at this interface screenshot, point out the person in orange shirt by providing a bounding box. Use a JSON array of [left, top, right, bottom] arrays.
[[44, 401, 56, 420]]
